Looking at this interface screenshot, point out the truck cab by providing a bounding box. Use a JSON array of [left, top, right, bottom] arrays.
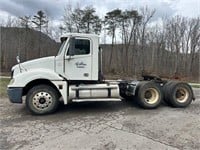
[[7, 33, 194, 115], [55, 33, 100, 81]]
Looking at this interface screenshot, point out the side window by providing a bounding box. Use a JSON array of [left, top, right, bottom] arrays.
[[73, 39, 90, 55]]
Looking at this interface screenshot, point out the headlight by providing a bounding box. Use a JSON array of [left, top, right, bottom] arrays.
[[9, 78, 15, 85]]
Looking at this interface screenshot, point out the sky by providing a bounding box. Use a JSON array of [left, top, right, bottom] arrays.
[[0, 0, 199, 22], [0, 0, 199, 42]]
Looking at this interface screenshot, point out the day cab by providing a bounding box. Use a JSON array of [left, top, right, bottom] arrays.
[[7, 33, 195, 115]]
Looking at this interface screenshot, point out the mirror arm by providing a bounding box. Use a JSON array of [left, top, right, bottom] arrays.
[[66, 55, 74, 61]]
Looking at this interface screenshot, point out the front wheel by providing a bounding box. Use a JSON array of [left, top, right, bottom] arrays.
[[136, 81, 162, 109], [26, 85, 59, 115]]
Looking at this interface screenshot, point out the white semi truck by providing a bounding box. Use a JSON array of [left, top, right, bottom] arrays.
[[7, 33, 195, 115]]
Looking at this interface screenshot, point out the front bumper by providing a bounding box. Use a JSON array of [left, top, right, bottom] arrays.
[[7, 87, 23, 103]]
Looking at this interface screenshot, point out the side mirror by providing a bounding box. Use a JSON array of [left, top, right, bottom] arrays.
[[16, 55, 22, 72], [16, 56, 20, 63], [68, 37, 75, 56]]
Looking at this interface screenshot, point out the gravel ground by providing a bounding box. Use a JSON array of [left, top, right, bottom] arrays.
[[0, 88, 200, 150]]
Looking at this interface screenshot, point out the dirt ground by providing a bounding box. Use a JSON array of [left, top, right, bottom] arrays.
[[0, 88, 200, 150]]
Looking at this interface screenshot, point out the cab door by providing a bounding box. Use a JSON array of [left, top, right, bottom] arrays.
[[64, 37, 92, 80]]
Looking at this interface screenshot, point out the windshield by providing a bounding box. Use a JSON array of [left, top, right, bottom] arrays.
[[57, 37, 68, 56]]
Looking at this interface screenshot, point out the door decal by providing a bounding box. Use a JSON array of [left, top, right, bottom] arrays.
[[75, 61, 87, 68]]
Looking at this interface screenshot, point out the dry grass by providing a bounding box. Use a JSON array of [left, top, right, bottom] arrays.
[[0, 78, 10, 97]]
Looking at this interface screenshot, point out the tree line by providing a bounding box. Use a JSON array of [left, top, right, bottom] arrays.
[[0, 4, 199, 81]]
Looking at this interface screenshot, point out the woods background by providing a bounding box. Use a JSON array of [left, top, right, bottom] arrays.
[[0, 5, 199, 82]]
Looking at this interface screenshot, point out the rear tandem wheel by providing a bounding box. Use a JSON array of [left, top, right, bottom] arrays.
[[163, 81, 193, 107], [136, 81, 163, 109]]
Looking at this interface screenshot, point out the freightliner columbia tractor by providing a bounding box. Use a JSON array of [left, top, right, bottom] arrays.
[[7, 33, 195, 115]]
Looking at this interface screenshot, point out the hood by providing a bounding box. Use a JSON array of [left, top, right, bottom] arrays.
[[12, 56, 55, 76], [21, 56, 55, 70]]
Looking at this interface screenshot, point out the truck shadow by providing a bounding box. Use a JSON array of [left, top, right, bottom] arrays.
[[56, 99, 168, 115], [57, 100, 132, 114], [15, 99, 170, 120]]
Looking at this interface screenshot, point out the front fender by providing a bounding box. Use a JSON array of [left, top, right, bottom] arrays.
[[8, 69, 69, 104], [8, 69, 63, 88]]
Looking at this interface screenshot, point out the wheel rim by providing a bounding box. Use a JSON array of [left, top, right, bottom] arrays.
[[175, 88, 189, 103], [32, 91, 53, 110], [144, 88, 159, 104]]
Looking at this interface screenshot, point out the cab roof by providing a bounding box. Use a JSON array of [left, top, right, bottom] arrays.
[[61, 33, 99, 39]]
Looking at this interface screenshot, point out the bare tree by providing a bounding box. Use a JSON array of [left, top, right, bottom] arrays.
[[19, 16, 31, 29], [63, 3, 74, 32], [5, 16, 20, 27], [63, 3, 83, 33], [139, 7, 156, 73], [189, 18, 200, 75], [104, 9, 121, 71], [118, 9, 141, 73]]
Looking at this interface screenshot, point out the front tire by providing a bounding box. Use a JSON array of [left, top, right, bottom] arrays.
[[136, 81, 162, 109], [26, 85, 59, 115]]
